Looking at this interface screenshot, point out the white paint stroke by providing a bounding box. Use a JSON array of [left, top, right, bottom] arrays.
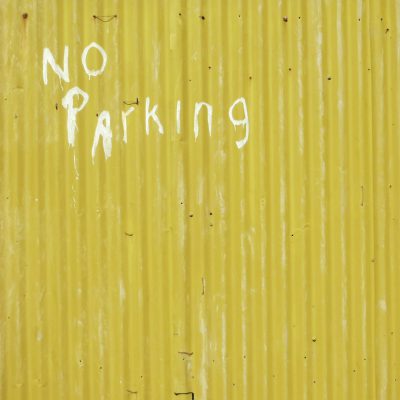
[[43, 46, 70, 85], [61, 86, 89, 147], [81, 42, 108, 79], [92, 110, 112, 162], [145, 97, 164, 135], [194, 102, 212, 140], [121, 107, 135, 143], [229, 97, 249, 149]]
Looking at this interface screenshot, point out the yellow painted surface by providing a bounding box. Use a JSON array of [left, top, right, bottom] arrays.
[[0, 1, 399, 399]]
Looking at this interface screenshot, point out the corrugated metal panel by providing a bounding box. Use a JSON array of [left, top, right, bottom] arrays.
[[1, 0, 399, 398]]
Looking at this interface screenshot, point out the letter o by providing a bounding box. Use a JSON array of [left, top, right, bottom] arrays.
[[81, 42, 107, 78]]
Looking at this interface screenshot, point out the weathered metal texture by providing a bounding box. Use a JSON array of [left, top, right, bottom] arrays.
[[1, 0, 399, 399]]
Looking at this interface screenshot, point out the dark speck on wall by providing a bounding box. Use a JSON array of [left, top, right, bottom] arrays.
[[22, 13, 28, 19]]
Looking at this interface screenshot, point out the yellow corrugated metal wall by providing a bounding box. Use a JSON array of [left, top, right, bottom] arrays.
[[1, 0, 399, 398]]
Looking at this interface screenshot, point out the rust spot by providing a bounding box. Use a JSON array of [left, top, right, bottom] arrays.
[[361, 185, 364, 207], [174, 392, 194, 400], [178, 351, 194, 356], [93, 15, 117, 22], [123, 98, 139, 106]]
